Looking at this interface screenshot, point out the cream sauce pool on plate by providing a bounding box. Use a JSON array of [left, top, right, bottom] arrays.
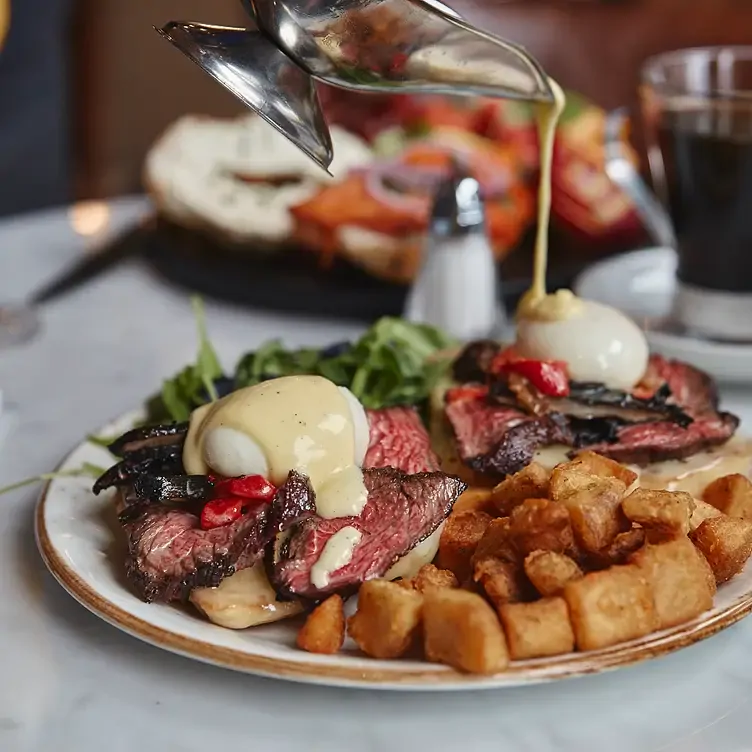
[[182, 375, 370, 519]]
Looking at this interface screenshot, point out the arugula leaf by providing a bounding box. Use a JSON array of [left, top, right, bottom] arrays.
[[235, 340, 321, 387], [193, 296, 221, 402], [146, 296, 223, 423], [233, 317, 455, 411], [146, 314, 453, 423], [0, 463, 106, 496]]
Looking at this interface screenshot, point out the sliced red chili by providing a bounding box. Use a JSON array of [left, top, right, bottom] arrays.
[[498, 359, 570, 398], [389, 52, 409, 74], [445, 384, 489, 404], [489, 346, 522, 374], [213, 474, 277, 502], [200, 497, 246, 530]]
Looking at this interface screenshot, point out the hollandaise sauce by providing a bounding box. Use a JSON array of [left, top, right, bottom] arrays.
[[183, 375, 369, 519]]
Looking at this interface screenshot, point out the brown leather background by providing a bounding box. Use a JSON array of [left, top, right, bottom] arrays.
[[73, 0, 752, 199]]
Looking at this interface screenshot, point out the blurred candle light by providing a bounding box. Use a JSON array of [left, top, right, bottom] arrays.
[[68, 200, 111, 239], [0, 0, 9, 48]]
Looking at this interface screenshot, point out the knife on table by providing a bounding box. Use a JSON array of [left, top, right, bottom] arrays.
[[28, 217, 154, 305], [0, 216, 155, 348]]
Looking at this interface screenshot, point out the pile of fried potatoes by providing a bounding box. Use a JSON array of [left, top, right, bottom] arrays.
[[296, 452, 752, 674]]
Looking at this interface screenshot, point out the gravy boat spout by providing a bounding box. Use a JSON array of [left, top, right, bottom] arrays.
[[158, 0, 554, 171], [157, 21, 333, 171]]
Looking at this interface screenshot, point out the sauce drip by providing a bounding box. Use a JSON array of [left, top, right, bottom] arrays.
[[310, 526, 362, 589], [513, 78, 649, 389], [518, 78, 583, 322]]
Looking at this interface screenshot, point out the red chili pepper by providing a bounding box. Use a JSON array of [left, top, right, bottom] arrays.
[[499, 359, 570, 398], [445, 384, 489, 404], [213, 474, 277, 502], [389, 52, 409, 74], [489, 346, 522, 373], [200, 497, 246, 530]]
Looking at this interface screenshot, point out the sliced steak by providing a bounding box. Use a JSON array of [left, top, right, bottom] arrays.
[[271, 467, 466, 600], [445, 351, 739, 477], [587, 413, 740, 465], [364, 407, 439, 473], [267, 470, 317, 534], [445, 397, 528, 459], [643, 355, 719, 417], [121, 504, 270, 603], [468, 414, 572, 476], [120, 469, 315, 603]]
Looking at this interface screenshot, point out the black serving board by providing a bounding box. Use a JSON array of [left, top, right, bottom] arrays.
[[143, 219, 634, 322]]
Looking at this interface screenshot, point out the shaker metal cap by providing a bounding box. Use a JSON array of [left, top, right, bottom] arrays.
[[428, 161, 485, 238]]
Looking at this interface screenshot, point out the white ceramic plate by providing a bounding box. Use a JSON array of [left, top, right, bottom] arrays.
[[35, 410, 752, 691], [574, 247, 752, 385]]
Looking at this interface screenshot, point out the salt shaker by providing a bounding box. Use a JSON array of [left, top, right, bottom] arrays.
[[404, 164, 505, 341]]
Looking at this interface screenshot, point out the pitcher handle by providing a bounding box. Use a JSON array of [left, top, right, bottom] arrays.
[[604, 108, 677, 249]]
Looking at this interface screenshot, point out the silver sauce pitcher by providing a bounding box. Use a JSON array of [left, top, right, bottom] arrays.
[[157, 0, 555, 171]]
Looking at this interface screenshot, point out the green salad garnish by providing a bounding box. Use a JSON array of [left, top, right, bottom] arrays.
[[146, 296, 223, 423], [236, 317, 454, 409], [0, 463, 106, 496], [147, 307, 455, 423]]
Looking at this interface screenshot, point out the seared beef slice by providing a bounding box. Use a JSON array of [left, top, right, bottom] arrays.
[[121, 470, 315, 604], [272, 467, 466, 599]]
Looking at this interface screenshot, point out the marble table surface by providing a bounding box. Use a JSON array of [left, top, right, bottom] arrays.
[[3, 197, 752, 752]]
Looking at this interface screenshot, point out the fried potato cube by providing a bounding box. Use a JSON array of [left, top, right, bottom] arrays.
[[564, 565, 657, 651], [570, 451, 638, 488], [703, 474, 752, 521], [472, 517, 518, 566], [411, 564, 459, 594], [348, 580, 423, 659], [549, 464, 599, 502], [629, 538, 715, 628], [473, 556, 525, 607], [437, 510, 492, 582], [453, 487, 497, 515], [423, 589, 509, 674], [297, 595, 345, 655], [498, 597, 575, 660], [490, 462, 550, 516], [588, 527, 646, 568], [622, 488, 696, 538], [509, 498, 574, 556], [690, 516, 752, 584], [524, 550, 583, 597], [690, 499, 724, 532], [557, 477, 628, 553]]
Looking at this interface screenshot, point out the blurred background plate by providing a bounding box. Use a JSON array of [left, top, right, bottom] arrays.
[[143, 218, 634, 320]]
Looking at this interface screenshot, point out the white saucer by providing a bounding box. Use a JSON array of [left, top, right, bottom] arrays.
[[574, 247, 752, 385]]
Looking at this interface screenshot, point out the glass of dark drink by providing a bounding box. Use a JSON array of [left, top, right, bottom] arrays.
[[641, 46, 752, 341]]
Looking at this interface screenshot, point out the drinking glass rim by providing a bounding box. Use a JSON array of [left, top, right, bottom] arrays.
[[642, 45, 752, 99]]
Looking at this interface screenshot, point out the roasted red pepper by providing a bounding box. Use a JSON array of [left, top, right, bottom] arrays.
[[445, 384, 489, 404], [213, 474, 277, 501], [388, 52, 409, 74], [498, 359, 570, 398], [200, 474, 278, 530], [489, 346, 521, 372], [200, 497, 246, 530]]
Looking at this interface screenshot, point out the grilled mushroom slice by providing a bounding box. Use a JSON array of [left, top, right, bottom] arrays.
[[107, 423, 189, 457], [92, 444, 183, 494]]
